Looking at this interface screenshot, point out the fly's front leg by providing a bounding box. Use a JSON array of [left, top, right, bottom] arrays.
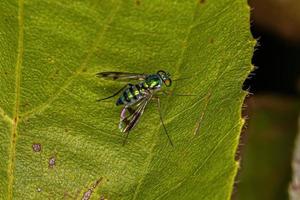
[[156, 90, 196, 97]]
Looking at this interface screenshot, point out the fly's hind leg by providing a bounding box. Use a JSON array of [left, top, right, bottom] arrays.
[[120, 106, 135, 146], [97, 84, 133, 102], [122, 131, 130, 146], [152, 96, 174, 147]]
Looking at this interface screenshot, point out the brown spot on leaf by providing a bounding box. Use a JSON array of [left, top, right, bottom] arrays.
[[209, 38, 214, 43], [199, 0, 206, 4], [32, 143, 42, 152], [135, 0, 141, 6], [22, 102, 30, 109]]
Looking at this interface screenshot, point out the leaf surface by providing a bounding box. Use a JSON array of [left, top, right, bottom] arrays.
[[0, 0, 254, 199]]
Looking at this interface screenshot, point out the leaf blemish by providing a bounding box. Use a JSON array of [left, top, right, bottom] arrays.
[[194, 92, 212, 135], [13, 116, 18, 123], [199, 0, 206, 4], [81, 177, 103, 200], [100, 195, 107, 200], [48, 156, 56, 168], [135, 0, 141, 6], [47, 57, 55, 64], [82, 189, 93, 200], [21, 102, 30, 109], [32, 143, 41, 152]]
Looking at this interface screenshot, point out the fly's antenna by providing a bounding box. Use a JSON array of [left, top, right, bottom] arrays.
[[171, 94, 196, 97], [172, 77, 190, 81]]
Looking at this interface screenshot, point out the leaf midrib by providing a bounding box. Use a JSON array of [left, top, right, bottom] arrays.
[[131, 1, 201, 199], [5, 0, 122, 198], [7, 0, 24, 199]]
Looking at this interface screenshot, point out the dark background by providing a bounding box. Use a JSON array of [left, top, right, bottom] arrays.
[[236, 0, 300, 199], [243, 24, 300, 96]]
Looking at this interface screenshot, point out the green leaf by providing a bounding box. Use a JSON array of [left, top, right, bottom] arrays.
[[0, 0, 254, 199]]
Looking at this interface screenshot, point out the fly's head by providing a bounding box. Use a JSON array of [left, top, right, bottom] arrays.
[[157, 70, 172, 87]]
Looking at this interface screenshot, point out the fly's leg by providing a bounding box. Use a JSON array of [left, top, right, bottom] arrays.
[[156, 91, 196, 97], [155, 97, 174, 147], [163, 91, 196, 97], [97, 84, 128, 102], [122, 132, 130, 146]]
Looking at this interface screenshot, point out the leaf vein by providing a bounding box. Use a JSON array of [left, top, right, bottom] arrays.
[[155, 123, 240, 199], [7, 0, 24, 198], [131, 1, 201, 199], [0, 106, 13, 124], [21, 0, 122, 119]]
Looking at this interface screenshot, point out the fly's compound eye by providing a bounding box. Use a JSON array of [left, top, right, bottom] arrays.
[[164, 79, 172, 87]]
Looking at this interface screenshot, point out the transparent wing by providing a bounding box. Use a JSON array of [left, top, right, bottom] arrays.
[[119, 94, 152, 133], [97, 71, 147, 81]]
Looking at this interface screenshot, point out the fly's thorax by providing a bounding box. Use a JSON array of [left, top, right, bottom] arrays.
[[145, 74, 163, 90]]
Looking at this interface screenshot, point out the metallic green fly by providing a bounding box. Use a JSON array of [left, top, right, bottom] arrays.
[[97, 70, 174, 146]]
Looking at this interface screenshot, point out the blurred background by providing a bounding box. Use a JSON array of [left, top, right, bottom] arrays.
[[234, 0, 300, 199]]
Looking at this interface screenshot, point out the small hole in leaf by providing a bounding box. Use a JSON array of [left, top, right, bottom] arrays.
[[48, 156, 56, 168], [32, 143, 41, 152], [82, 189, 93, 200]]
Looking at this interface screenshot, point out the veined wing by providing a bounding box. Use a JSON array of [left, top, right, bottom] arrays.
[[97, 71, 147, 81], [119, 94, 152, 133]]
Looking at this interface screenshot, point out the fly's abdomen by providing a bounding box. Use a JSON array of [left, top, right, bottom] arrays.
[[116, 84, 144, 106]]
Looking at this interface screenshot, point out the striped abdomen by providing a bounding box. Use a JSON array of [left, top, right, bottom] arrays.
[[116, 82, 149, 106]]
